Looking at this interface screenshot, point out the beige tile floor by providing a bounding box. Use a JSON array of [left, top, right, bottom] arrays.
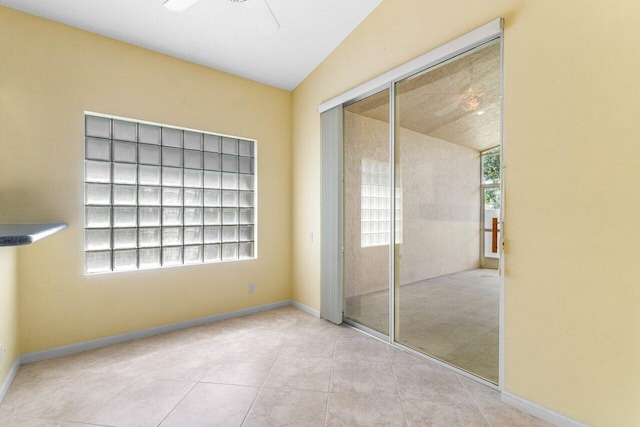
[[346, 268, 499, 383], [0, 306, 551, 427]]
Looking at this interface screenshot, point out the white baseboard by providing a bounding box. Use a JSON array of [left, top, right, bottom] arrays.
[[21, 300, 292, 365], [291, 300, 320, 318], [0, 356, 21, 405], [501, 391, 588, 427]]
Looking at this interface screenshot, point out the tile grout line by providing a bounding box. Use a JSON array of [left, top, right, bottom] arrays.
[[386, 344, 411, 427], [239, 346, 282, 426], [457, 374, 493, 427], [79, 374, 140, 425], [4, 414, 111, 427], [323, 337, 338, 427], [155, 380, 199, 426]]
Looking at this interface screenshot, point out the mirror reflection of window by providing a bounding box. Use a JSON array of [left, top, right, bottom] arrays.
[[360, 159, 402, 248]]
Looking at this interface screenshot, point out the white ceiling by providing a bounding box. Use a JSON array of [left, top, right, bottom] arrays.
[[0, 0, 381, 90]]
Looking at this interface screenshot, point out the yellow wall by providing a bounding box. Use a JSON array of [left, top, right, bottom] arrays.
[[0, 7, 292, 354], [0, 248, 19, 389], [292, 0, 640, 425]]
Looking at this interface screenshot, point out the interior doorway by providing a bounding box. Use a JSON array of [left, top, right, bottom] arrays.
[[341, 39, 502, 384]]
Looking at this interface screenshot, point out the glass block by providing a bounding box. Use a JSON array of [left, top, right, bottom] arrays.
[[184, 245, 203, 264], [162, 147, 183, 167], [139, 124, 161, 145], [239, 191, 255, 207], [204, 226, 221, 243], [113, 249, 137, 271], [204, 244, 221, 262], [139, 165, 161, 185], [222, 173, 238, 190], [113, 120, 137, 142], [222, 225, 238, 242], [113, 207, 137, 227], [204, 171, 221, 189], [85, 160, 111, 183], [222, 154, 238, 173], [113, 185, 137, 205], [203, 189, 221, 207], [139, 144, 161, 165], [162, 187, 183, 206], [362, 196, 370, 209], [113, 141, 137, 163], [85, 229, 111, 251], [184, 169, 203, 188], [238, 139, 254, 157], [184, 131, 203, 150], [162, 167, 183, 187], [85, 137, 111, 161], [222, 190, 238, 207], [239, 208, 255, 225], [222, 208, 238, 225], [203, 208, 221, 225], [139, 186, 161, 206], [222, 243, 238, 261], [204, 152, 221, 171], [184, 150, 203, 169], [163, 227, 183, 246], [184, 226, 203, 245], [163, 207, 183, 226], [239, 225, 254, 242], [238, 174, 255, 191], [113, 162, 137, 184], [113, 228, 137, 249], [162, 127, 182, 147], [239, 157, 254, 174], [86, 206, 111, 228], [86, 251, 111, 274], [184, 188, 202, 206], [239, 242, 254, 259], [139, 207, 161, 226], [85, 115, 111, 139], [222, 137, 238, 155], [139, 228, 161, 247], [139, 248, 161, 269], [184, 207, 203, 225], [204, 134, 221, 152], [162, 247, 183, 266], [85, 183, 111, 205]]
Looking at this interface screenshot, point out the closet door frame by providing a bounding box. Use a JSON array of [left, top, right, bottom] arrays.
[[319, 18, 504, 390]]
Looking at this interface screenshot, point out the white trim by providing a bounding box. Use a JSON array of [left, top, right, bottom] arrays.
[[501, 391, 589, 427], [84, 111, 257, 142], [0, 356, 21, 404], [498, 29, 506, 392], [291, 300, 320, 318], [21, 300, 291, 364], [317, 18, 503, 113], [388, 84, 396, 344]]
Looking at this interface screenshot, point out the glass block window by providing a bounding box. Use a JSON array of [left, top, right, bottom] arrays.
[[361, 159, 402, 248], [84, 113, 257, 274]]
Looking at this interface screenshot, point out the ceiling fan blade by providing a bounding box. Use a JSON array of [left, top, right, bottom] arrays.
[[164, 0, 200, 12], [247, 0, 280, 35]]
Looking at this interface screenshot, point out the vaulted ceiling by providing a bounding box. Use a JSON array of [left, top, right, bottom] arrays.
[[0, 0, 381, 90]]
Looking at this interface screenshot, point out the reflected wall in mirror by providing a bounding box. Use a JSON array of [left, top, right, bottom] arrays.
[[343, 89, 391, 336], [393, 40, 501, 383]]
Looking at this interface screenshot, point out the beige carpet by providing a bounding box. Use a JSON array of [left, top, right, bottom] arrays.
[[345, 268, 499, 383]]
